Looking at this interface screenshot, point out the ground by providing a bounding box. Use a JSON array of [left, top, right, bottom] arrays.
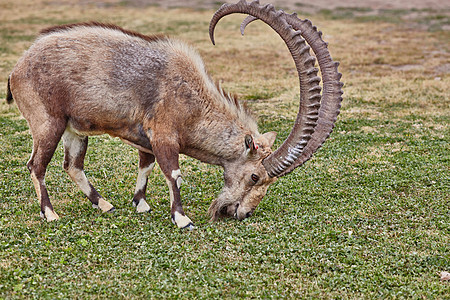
[[67, 0, 450, 27], [0, 0, 448, 298]]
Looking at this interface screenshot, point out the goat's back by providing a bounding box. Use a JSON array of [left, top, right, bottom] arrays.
[[9, 23, 256, 146], [12, 25, 176, 119]]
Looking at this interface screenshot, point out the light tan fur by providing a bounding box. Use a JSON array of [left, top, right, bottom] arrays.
[[8, 23, 277, 225]]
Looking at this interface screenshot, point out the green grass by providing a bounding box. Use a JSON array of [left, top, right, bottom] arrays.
[[0, 1, 449, 298], [1, 110, 448, 298]]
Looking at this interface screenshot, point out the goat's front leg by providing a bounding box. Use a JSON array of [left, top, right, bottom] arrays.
[[132, 151, 155, 213], [153, 144, 194, 230], [62, 130, 114, 213]]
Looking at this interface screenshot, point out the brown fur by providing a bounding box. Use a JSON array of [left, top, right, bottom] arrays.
[[8, 23, 276, 226]]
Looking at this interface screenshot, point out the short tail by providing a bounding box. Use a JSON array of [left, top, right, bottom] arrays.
[[6, 75, 13, 104]]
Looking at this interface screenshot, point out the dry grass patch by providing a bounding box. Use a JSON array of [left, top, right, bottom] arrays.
[[1, 1, 448, 124]]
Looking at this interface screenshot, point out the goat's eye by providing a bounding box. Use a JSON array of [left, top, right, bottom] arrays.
[[251, 174, 259, 183]]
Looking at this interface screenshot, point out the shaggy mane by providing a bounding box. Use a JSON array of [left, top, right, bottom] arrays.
[[215, 81, 239, 108], [213, 81, 257, 132], [215, 82, 253, 120], [40, 22, 257, 133], [40, 21, 167, 43]]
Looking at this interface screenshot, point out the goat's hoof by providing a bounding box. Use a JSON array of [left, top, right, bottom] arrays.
[[133, 199, 151, 213], [93, 198, 115, 213], [41, 207, 60, 222], [107, 207, 116, 214], [172, 212, 194, 230]]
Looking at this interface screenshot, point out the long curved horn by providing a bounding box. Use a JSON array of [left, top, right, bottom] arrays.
[[210, 0, 344, 178], [210, 0, 324, 177], [267, 13, 343, 176]]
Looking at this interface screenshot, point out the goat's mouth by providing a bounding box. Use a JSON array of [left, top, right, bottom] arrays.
[[208, 196, 238, 221], [219, 202, 239, 219], [220, 203, 254, 221], [208, 194, 249, 221]]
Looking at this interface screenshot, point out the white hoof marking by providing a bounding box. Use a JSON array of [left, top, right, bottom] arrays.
[[135, 199, 151, 213], [95, 198, 114, 212], [173, 211, 193, 229], [44, 207, 60, 222]]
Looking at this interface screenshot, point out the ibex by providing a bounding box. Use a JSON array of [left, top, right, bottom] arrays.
[[6, 0, 343, 229]]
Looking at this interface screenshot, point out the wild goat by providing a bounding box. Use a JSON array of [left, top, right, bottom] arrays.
[[6, 0, 343, 229]]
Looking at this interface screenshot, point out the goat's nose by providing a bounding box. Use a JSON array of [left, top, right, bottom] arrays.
[[245, 211, 252, 218]]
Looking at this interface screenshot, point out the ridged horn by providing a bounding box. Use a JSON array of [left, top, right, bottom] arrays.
[[271, 14, 344, 176], [210, 0, 325, 177]]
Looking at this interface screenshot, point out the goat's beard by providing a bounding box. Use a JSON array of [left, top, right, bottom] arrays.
[[207, 189, 236, 221]]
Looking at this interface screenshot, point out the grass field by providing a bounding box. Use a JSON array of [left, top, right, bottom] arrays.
[[0, 0, 449, 298]]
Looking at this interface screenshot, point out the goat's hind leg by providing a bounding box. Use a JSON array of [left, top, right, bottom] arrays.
[[62, 129, 114, 213], [27, 119, 67, 221], [132, 151, 155, 213]]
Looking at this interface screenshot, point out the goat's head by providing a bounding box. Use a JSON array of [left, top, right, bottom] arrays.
[[208, 0, 344, 221], [208, 132, 277, 220]]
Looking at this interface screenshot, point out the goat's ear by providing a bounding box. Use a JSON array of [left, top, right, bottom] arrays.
[[262, 131, 277, 148], [245, 134, 258, 155]]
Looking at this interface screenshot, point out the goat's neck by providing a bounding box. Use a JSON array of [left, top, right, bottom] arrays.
[[183, 117, 252, 167]]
